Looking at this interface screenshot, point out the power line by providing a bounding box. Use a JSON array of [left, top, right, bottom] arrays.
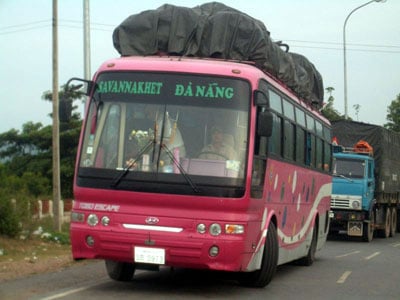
[[1, 19, 399, 54], [0, 19, 113, 35], [59, 19, 114, 28], [0, 24, 51, 35], [0, 19, 51, 29], [283, 39, 400, 49], [289, 44, 400, 54]]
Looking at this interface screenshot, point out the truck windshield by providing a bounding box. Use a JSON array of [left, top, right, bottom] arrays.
[[333, 157, 365, 179], [77, 72, 250, 196]]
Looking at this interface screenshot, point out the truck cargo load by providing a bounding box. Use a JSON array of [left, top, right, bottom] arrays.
[[112, 2, 324, 107], [332, 120, 400, 194]]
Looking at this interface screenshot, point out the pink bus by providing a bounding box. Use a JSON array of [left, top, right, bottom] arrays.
[[69, 56, 332, 287]]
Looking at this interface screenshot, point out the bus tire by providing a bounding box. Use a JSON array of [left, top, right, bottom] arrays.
[[296, 225, 317, 266], [105, 260, 135, 281], [397, 207, 400, 233], [238, 221, 278, 288]]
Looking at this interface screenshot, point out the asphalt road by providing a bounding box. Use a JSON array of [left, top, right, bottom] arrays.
[[2, 233, 400, 300]]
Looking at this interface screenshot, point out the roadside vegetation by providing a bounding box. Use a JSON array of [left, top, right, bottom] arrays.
[[0, 216, 73, 281], [0, 85, 83, 280]]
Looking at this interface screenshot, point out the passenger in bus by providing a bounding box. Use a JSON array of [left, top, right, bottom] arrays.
[[125, 106, 186, 169], [199, 126, 237, 161]]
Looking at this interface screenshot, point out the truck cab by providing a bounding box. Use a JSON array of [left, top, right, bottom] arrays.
[[330, 144, 375, 240]]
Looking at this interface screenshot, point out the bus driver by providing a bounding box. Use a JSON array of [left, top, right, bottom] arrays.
[[199, 126, 237, 161]]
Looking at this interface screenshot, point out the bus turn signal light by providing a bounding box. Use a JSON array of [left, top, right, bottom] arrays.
[[225, 224, 244, 234]]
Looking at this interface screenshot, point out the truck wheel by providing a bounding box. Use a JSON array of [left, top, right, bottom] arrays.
[[238, 221, 278, 287], [105, 260, 135, 281], [390, 208, 397, 237], [378, 207, 391, 238], [362, 218, 374, 242], [397, 208, 400, 233]]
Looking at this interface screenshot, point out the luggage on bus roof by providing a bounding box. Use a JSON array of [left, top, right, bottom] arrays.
[[112, 2, 324, 107]]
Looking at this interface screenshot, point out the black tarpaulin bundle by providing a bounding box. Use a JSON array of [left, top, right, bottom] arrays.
[[112, 2, 324, 107]]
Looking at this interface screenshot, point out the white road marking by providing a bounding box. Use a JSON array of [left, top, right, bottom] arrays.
[[337, 271, 352, 284], [392, 243, 400, 248], [365, 252, 380, 260], [335, 250, 360, 258], [40, 279, 109, 300]]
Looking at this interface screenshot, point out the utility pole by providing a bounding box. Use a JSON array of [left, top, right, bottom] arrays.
[[343, 0, 386, 119], [52, 0, 62, 232], [83, 0, 91, 81]]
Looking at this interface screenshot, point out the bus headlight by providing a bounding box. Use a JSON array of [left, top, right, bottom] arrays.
[[71, 212, 85, 223], [197, 223, 206, 234], [87, 214, 99, 226], [209, 223, 222, 236], [101, 216, 110, 226]]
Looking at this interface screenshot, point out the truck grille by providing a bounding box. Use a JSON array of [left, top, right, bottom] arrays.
[[330, 194, 362, 210], [331, 198, 350, 209]]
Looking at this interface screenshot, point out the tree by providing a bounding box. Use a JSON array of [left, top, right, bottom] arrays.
[[0, 122, 52, 190], [321, 87, 345, 122], [42, 85, 84, 198], [384, 94, 400, 132], [353, 104, 361, 121], [0, 85, 84, 199]]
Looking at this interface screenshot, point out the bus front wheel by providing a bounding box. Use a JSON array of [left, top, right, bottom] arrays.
[[105, 260, 135, 281], [238, 221, 278, 288]]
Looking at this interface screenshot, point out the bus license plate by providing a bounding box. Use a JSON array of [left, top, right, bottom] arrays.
[[134, 246, 165, 264]]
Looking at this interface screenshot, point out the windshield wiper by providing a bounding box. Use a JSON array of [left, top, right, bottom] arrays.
[[162, 144, 200, 193], [333, 173, 353, 182], [111, 139, 154, 188]]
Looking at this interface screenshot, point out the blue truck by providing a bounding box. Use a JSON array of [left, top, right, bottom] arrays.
[[330, 120, 400, 242]]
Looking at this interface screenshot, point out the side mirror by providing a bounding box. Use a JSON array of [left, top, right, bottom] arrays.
[[254, 90, 269, 107], [66, 77, 94, 96], [254, 89, 273, 137], [257, 111, 273, 137]]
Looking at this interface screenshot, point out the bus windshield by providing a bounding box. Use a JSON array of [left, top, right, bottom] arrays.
[[78, 72, 250, 196]]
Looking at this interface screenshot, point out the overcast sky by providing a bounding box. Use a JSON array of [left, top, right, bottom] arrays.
[[1, 0, 399, 133]]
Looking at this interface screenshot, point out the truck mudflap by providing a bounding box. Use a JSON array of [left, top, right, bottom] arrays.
[[348, 221, 363, 236]]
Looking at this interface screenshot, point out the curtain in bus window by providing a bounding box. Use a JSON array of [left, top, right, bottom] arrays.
[[268, 114, 281, 156], [323, 141, 331, 171], [305, 132, 313, 167], [316, 138, 323, 170], [96, 105, 121, 169], [283, 120, 295, 160], [296, 128, 306, 164]]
